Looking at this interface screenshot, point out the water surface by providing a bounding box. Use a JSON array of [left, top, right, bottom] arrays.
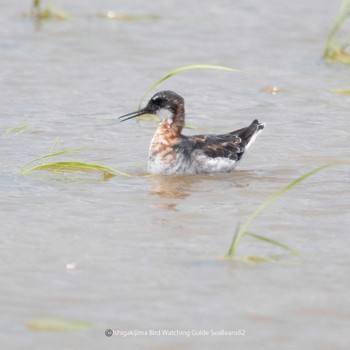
[[1, 1, 350, 349]]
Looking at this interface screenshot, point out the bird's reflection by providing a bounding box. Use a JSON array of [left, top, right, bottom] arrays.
[[147, 175, 209, 213], [147, 171, 263, 203], [148, 175, 199, 200], [147, 167, 290, 205]]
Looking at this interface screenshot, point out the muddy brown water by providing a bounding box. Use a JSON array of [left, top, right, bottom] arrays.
[[1, 1, 350, 349]]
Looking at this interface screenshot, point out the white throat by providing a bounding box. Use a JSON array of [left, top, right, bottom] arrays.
[[157, 108, 174, 124]]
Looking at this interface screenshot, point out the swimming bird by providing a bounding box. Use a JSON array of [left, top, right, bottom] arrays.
[[119, 90, 264, 175]]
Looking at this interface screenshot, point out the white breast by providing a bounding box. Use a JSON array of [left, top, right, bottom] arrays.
[[148, 150, 238, 175]]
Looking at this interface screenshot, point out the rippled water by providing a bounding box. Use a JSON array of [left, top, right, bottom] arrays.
[[1, 1, 350, 349]]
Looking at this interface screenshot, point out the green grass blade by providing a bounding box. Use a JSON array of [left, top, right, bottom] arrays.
[[49, 137, 60, 154], [138, 65, 243, 109], [5, 124, 28, 135], [330, 89, 350, 94], [22, 161, 131, 177], [338, 0, 350, 18], [26, 317, 91, 331], [323, 0, 350, 60], [31, 0, 73, 21], [246, 232, 297, 255], [227, 161, 344, 259], [227, 223, 240, 257], [21, 148, 85, 174], [22, 142, 132, 178]]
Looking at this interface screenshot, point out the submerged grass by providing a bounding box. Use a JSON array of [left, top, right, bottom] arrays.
[[99, 11, 160, 21], [226, 161, 345, 262], [30, 0, 158, 22], [26, 317, 91, 331], [138, 65, 243, 109], [22, 141, 131, 178], [31, 0, 72, 20], [330, 89, 350, 95], [323, 0, 350, 64], [4, 124, 28, 135], [23, 162, 128, 179]]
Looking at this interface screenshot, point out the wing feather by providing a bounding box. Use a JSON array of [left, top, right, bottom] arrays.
[[176, 120, 263, 161]]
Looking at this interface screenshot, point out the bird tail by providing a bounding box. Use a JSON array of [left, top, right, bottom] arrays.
[[232, 119, 265, 151]]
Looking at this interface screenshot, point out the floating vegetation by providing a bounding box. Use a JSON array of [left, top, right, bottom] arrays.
[[29, 1, 158, 22], [329, 89, 350, 95], [260, 86, 285, 95], [4, 124, 28, 135], [138, 65, 243, 109], [30, 0, 72, 21], [22, 141, 131, 178], [99, 11, 160, 21], [26, 317, 91, 331], [323, 0, 350, 64], [226, 161, 344, 262], [23, 161, 127, 178]]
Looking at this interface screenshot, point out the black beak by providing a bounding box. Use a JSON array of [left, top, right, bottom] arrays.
[[119, 108, 149, 122]]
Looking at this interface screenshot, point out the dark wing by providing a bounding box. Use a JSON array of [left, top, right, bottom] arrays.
[[178, 120, 263, 161], [186, 133, 243, 160]]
